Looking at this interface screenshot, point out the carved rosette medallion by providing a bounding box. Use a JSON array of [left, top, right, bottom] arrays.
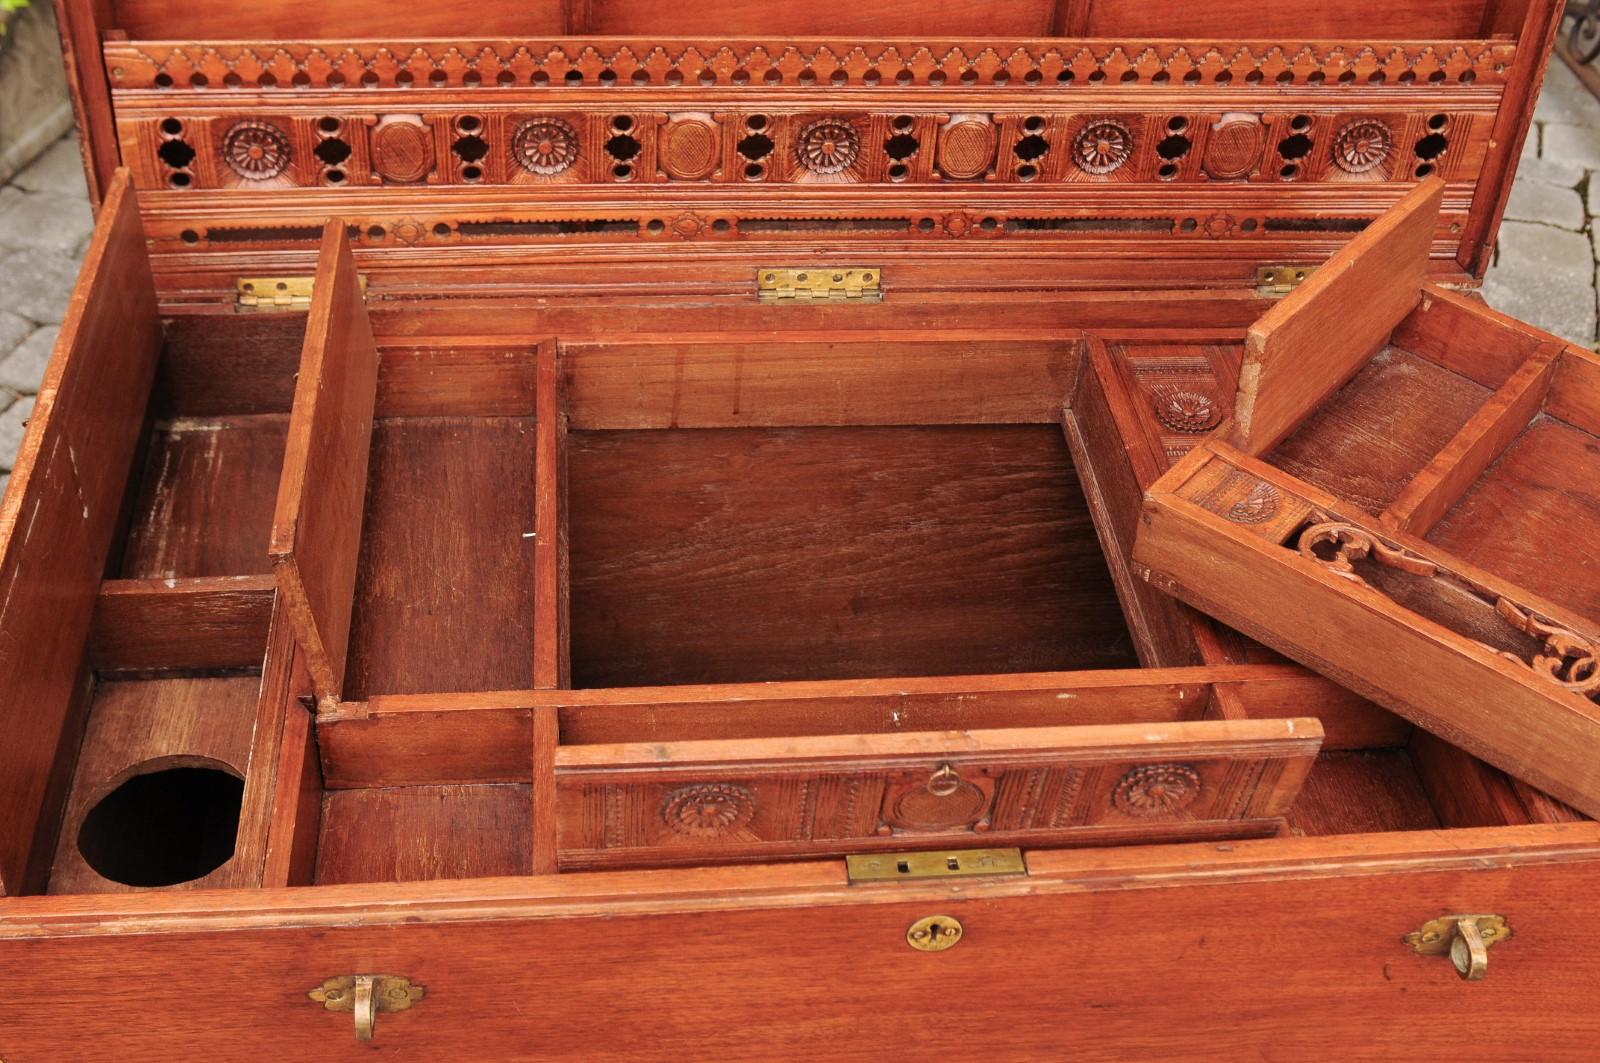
[[1227, 482, 1281, 524], [1152, 388, 1221, 433], [660, 117, 720, 180], [221, 120, 291, 181], [1113, 764, 1202, 817], [938, 118, 996, 179], [796, 119, 860, 174], [512, 118, 580, 175], [662, 783, 755, 837], [1332, 119, 1393, 174], [1072, 118, 1132, 175]]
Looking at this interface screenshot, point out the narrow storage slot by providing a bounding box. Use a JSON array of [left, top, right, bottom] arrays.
[[567, 424, 1137, 687]]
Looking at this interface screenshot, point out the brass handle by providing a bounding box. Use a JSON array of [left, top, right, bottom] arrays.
[[308, 974, 425, 1042], [353, 976, 377, 1041], [1404, 915, 1508, 980], [927, 763, 961, 797]]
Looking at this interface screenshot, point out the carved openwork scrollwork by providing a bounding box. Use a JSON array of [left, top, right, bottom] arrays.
[[1296, 521, 1435, 579], [1295, 519, 1600, 701], [1493, 599, 1600, 696]]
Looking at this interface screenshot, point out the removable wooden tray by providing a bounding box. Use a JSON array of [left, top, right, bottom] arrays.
[[1136, 178, 1600, 817]]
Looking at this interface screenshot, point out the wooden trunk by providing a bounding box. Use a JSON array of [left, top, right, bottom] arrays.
[[2, 0, 1592, 1057]]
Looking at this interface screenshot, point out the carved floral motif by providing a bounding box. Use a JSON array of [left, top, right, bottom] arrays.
[[796, 118, 860, 174], [1227, 482, 1281, 524], [1073, 118, 1132, 174], [1152, 389, 1221, 433], [221, 120, 290, 180], [512, 117, 580, 175], [1332, 118, 1393, 173], [1113, 764, 1202, 817], [662, 783, 756, 837]]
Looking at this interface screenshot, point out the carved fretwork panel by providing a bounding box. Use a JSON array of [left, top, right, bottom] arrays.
[[554, 737, 1315, 868], [116, 104, 1492, 192], [103, 39, 1517, 94]]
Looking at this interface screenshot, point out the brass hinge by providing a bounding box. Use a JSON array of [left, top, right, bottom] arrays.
[[846, 847, 1026, 883], [1255, 264, 1319, 297], [236, 275, 367, 311], [757, 267, 882, 304]]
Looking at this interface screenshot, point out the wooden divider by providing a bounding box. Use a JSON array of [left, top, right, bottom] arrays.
[[0, 172, 163, 895], [532, 338, 569, 872], [269, 222, 379, 705], [1230, 177, 1444, 455]]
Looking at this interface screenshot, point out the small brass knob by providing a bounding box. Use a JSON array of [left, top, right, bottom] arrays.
[[906, 914, 964, 952]]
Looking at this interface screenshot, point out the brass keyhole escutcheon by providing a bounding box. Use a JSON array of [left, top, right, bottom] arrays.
[[907, 914, 964, 952]]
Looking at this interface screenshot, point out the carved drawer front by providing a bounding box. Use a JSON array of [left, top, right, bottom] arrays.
[[553, 719, 1321, 869]]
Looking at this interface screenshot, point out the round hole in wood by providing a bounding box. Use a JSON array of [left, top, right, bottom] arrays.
[[77, 764, 243, 887]]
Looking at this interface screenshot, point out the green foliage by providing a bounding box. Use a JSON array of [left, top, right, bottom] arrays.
[[0, 0, 31, 33]]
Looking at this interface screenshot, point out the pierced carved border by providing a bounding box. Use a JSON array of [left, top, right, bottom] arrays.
[[103, 39, 1517, 93]]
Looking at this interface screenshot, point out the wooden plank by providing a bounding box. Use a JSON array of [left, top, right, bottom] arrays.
[[1136, 447, 1600, 818], [0, 171, 162, 895], [1383, 343, 1559, 535], [531, 707, 559, 875], [342, 417, 537, 699], [88, 575, 275, 673], [555, 718, 1322, 868], [568, 424, 1136, 687], [268, 222, 379, 704], [1391, 285, 1549, 389], [532, 340, 568, 689], [1408, 729, 1530, 829], [232, 600, 313, 888], [1062, 338, 1201, 667], [119, 414, 290, 578], [261, 702, 321, 888], [1231, 178, 1444, 455], [315, 785, 533, 885], [6, 825, 1600, 1060], [316, 666, 1323, 788], [562, 338, 1081, 429], [1544, 344, 1600, 437]]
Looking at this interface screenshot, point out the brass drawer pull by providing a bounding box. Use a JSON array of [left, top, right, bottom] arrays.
[[1404, 915, 1509, 980], [927, 763, 962, 797], [309, 974, 425, 1042]]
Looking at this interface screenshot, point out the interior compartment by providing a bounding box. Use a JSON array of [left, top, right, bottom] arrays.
[[567, 424, 1136, 687], [1267, 347, 1492, 513], [344, 415, 538, 698], [1427, 413, 1600, 618], [117, 317, 306, 580], [315, 784, 532, 884]]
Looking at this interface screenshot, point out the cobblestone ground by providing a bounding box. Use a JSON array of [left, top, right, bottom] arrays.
[[3, 62, 1600, 489]]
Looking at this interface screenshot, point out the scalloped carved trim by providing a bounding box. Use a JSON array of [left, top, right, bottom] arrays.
[[104, 39, 1516, 92]]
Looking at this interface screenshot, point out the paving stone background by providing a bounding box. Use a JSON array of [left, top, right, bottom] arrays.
[[2, 59, 1600, 493]]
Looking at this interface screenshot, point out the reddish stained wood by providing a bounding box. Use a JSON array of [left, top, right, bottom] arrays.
[[1544, 343, 1600, 437], [531, 707, 559, 875], [0, 172, 161, 895], [269, 222, 379, 703], [1391, 285, 1548, 389], [7, 827, 1600, 1058], [1232, 178, 1443, 455], [1383, 342, 1559, 535], [315, 784, 533, 885], [261, 701, 321, 888], [532, 340, 568, 689], [233, 600, 314, 888], [88, 575, 275, 673]]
